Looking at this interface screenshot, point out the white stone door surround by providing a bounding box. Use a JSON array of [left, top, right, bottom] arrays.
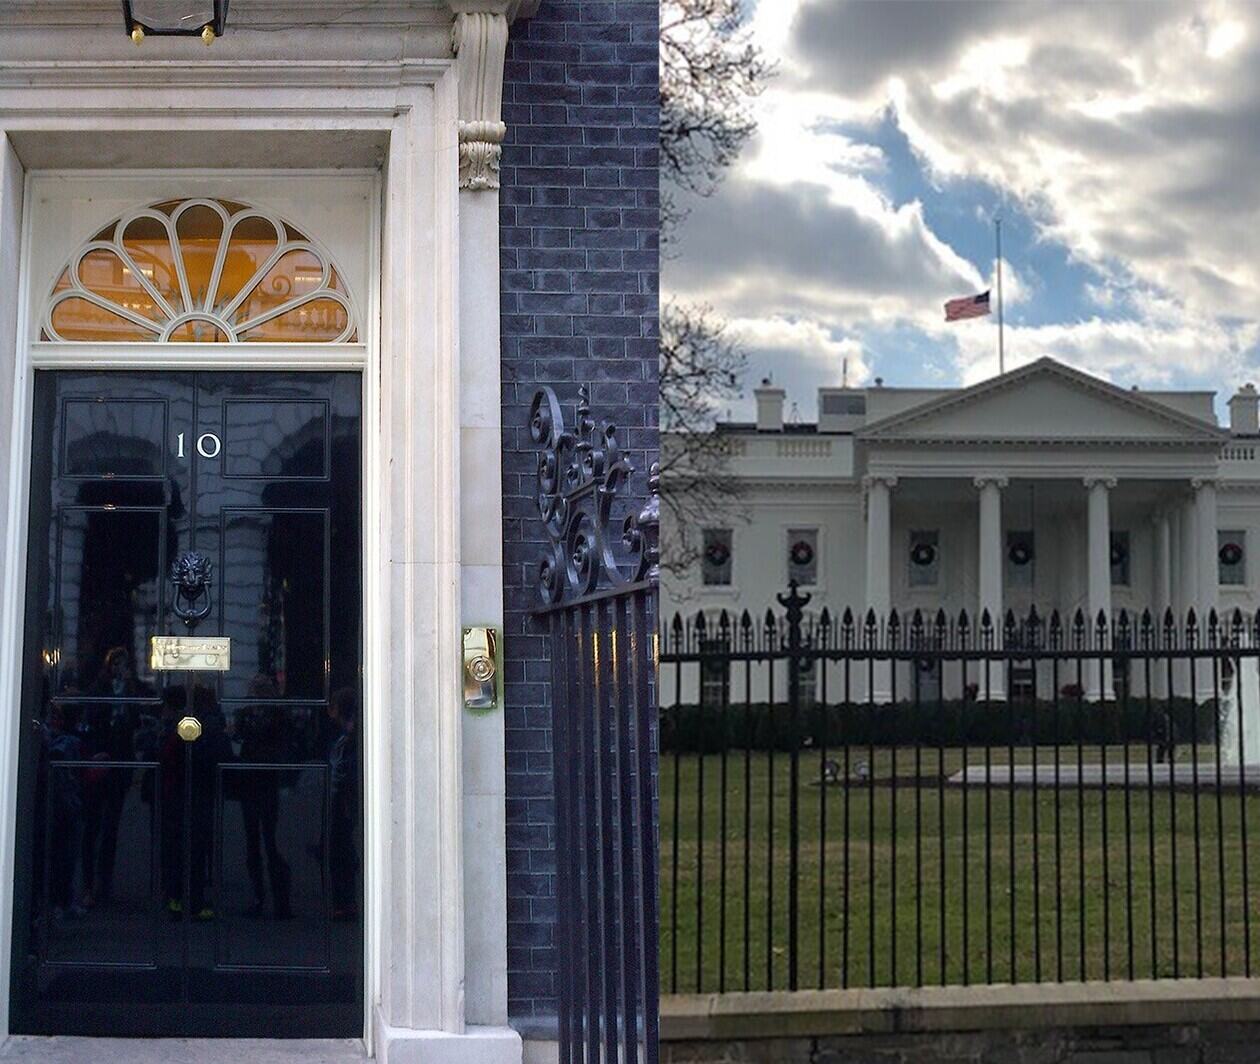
[[0, 3, 535, 1060]]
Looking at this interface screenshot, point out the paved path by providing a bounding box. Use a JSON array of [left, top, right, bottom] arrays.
[[0, 1038, 366, 1062], [947, 762, 1260, 788]]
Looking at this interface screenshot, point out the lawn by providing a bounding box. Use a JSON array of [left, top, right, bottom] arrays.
[[660, 746, 1260, 994]]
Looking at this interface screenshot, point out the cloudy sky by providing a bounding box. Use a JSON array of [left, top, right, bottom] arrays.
[[665, 0, 1260, 422]]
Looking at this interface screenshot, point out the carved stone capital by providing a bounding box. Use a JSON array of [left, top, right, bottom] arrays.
[[972, 476, 1009, 491], [451, 10, 510, 190], [1083, 475, 1117, 491], [1191, 476, 1219, 491], [862, 473, 898, 491]]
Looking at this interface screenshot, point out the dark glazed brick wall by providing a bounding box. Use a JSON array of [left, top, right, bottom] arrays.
[[499, 0, 659, 1023]]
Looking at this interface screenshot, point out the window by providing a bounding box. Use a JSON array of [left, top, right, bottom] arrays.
[[1220, 530, 1247, 586], [797, 657, 817, 708], [700, 642, 730, 707], [1110, 530, 1130, 586], [908, 529, 939, 587], [787, 528, 818, 586], [1007, 530, 1034, 588], [43, 198, 358, 344], [820, 393, 866, 416], [701, 528, 733, 586]]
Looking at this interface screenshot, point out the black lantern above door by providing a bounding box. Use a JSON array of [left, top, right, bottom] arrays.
[[122, 1, 229, 44]]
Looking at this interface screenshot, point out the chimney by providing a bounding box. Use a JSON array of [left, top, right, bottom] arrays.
[[754, 378, 785, 432], [1230, 383, 1259, 434]]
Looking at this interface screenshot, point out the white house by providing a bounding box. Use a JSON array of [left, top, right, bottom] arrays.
[[664, 358, 1260, 703]]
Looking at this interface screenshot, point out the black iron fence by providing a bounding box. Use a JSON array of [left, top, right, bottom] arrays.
[[530, 386, 660, 1064], [660, 584, 1260, 995]]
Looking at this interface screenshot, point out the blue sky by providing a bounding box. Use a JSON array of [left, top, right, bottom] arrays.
[[666, 1, 1260, 420]]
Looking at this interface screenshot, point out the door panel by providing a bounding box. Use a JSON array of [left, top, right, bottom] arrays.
[[12, 371, 362, 1037], [217, 509, 329, 702]]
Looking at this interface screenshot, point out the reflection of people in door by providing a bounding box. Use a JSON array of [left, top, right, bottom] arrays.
[[188, 686, 234, 920], [328, 688, 358, 921], [158, 687, 187, 916], [81, 647, 138, 908], [43, 702, 85, 918], [237, 675, 293, 920], [158, 685, 235, 921]]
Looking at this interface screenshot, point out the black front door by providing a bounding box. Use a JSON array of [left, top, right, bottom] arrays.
[[11, 371, 362, 1036]]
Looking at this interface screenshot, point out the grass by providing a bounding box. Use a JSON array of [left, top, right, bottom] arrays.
[[660, 745, 1260, 994]]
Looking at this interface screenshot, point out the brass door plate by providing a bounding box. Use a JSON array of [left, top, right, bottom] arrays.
[[150, 635, 231, 672], [462, 626, 499, 709]]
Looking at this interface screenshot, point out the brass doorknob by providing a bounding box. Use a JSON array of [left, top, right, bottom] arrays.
[[177, 716, 202, 742]]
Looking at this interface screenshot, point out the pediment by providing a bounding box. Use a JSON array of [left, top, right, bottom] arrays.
[[858, 358, 1226, 445]]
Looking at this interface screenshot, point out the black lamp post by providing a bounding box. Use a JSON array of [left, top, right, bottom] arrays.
[[122, 1, 229, 45]]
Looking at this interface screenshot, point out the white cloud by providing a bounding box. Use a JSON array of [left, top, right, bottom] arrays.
[[670, 175, 984, 331], [730, 315, 869, 383], [950, 312, 1258, 394], [666, 0, 1260, 407]]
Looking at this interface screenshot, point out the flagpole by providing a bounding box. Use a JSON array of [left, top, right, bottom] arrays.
[[996, 215, 1005, 375]]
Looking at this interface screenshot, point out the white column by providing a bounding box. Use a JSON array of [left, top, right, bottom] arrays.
[[1153, 510, 1172, 619], [459, 190, 510, 1026], [865, 474, 895, 702], [0, 135, 26, 1042], [1178, 498, 1198, 616], [1151, 510, 1172, 698], [1168, 505, 1182, 617], [1194, 478, 1219, 623], [1085, 477, 1116, 701], [1168, 495, 1197, 702], [865, 474, 894, 615], [1194, 478, 1220, 702], [974, 477, 1007, 700]]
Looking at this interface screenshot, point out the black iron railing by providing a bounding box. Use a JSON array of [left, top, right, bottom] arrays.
[[530, 386, 660, 1064], [660, 583, 1260, 995]]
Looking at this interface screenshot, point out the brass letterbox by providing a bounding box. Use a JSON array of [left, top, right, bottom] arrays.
[[150, 635, 231, 672]]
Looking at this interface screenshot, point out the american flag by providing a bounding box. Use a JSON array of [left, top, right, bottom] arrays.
[[944, 290, 991, 322]]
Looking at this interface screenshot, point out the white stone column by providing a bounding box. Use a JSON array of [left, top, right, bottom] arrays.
[[1168, 495, 1199, 702], [1168, 505, 1182, 615], [1152, 510, 1172, 698], [1194, 478, 1219, 623], [1178, 498, 1199, 615], [974, 476, 1007, 700], [0, 135, 26, 1041], [1085, 477, 1116, 701], [1153, 510, 1172, 620], [865, 474, 896, 702], [1194, 479, 1220, 702], [376, 10, 528, 1059]]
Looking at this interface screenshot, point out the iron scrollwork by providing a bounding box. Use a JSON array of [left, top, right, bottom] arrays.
[[171, 551, 213, 627], [530, 385, 659, 606]]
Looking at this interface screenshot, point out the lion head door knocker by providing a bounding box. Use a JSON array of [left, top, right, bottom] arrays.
[[171, 551, 213, 628]]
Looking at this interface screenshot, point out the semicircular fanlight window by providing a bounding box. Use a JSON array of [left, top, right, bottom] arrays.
[[43, 198, 359, 344]]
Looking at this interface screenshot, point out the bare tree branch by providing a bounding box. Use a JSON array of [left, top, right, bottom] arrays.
[[661, 0, 773, 239], [659, 302, 746, 582], [659, 0, 770, 590]]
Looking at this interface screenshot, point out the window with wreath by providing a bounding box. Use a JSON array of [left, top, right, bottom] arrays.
[[701, 528, 733, 586], [1007, 530, 1034, 588], [43, 198, 358, 343], [786, 528, 818, 586], [1220, 530, 1247, 586], [908, 529, 939, 587], [1110, 530, 1130, 586]]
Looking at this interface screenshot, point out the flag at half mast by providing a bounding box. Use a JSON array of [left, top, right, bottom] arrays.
[[944, 290, 991, 322]]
